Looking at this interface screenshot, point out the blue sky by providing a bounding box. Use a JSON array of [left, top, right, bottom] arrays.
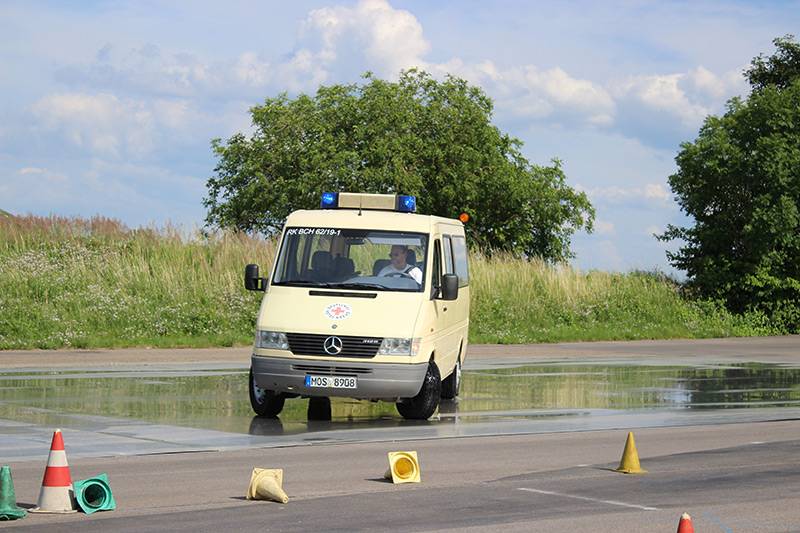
[[1, 0, 797, 275]]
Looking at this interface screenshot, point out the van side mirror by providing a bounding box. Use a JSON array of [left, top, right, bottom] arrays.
[[441, 273, 459, 301], [245, 264, 265, 292]]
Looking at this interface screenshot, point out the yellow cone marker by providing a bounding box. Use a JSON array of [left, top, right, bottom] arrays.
[[385, 451, 420, 484], [613, 432, 647, 474], [246, 468, 289, 503]]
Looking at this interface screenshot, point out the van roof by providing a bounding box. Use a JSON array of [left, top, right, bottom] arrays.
[[285, 208, 464, 233]]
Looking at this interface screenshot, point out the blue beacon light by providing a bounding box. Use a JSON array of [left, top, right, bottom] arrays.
[[397, 195, 416, 212], [320, 192, 338, 208]]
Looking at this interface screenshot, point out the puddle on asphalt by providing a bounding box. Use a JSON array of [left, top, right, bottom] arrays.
[[1, 361, 799, 437]]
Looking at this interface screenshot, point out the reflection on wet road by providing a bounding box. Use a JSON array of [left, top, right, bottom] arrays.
[[2, 357, 799, 462]]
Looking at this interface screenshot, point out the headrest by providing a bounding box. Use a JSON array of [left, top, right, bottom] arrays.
[[311, 251, 332, 269]]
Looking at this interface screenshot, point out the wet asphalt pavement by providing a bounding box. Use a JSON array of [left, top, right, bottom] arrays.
[[1, 337, 798, 462], [1, 337, 799, 531]]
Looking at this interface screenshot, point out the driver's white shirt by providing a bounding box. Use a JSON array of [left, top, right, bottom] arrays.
[[378, 263, 422, 284]]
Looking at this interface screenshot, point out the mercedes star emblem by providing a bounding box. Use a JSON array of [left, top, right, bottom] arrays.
[[323, 335, 343, 355]]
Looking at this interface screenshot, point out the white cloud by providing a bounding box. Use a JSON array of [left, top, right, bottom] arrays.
[[2, 167, 72, 209], [19, 167, 68, 184], [20, 167, 44, 175], [643, 183, 671, 202], [358, 0, 430, 69], [271, 49, 330, 93], [578, 183, 672, 205], [644, 225, 661, 237], [162, 53, 212, 89], [151, 100, 193, 131], [535, 66, 615, 124], [680, 65, 740, 103], [297, 0, 430, 79], [25, 93, 209, 160], [232, 51, 271, 87], [607, 65, 747, 146], [593, 219, 615, 236], [611, 72, 709, 128], [42, 1, 431, 97], [29, 93, 152, 158], [433, 60, 616, 127], [508, 65, 616, 125]]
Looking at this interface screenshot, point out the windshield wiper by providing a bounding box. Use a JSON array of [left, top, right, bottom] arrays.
[[273, 280, 332, 287], [333, 282, 391, 291], [274, 280, 400, 291]]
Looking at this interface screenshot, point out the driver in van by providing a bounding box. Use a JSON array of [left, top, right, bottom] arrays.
[[379, 245, 422, 283]]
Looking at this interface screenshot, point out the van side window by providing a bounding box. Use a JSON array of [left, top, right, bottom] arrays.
[[443, 236, 454, 275], [452, 235, 469, 287], [432, 239, 442, 297]]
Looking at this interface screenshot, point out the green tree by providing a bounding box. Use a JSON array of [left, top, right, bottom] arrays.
[[204, 70, 594, 261], [747, 35, 800, 93], [658, 36, 800, 332]]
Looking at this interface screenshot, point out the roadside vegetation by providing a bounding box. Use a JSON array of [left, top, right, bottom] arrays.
[[0, 214, 780, 350], [469, 253, 777, 343], [657, 36, 800, 334], [0, 215, 272, 350]]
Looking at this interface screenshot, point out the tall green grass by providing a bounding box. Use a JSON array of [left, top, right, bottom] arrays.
[[0, 215, 273, 349], [0, 215, 779, 350], [468, 253, 777, 343]]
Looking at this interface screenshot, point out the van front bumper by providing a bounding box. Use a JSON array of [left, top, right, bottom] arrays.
[[251, 354, 428, 400]]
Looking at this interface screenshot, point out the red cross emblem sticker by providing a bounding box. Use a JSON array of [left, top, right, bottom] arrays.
[[324, 302, 352, 320]]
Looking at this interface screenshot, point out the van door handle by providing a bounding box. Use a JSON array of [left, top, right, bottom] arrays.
[[443, 307, 448, 312]]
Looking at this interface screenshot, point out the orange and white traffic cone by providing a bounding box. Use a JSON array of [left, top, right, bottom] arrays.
[[676, 512, 694, 533], [29, 429, 77, 513]]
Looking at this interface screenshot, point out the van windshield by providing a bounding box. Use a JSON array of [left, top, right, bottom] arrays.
[[271, 227, 428, 292]]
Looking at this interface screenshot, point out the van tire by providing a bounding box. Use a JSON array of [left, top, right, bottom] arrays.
[[441, 357, 461, 400], [396, 361, 441, 420], [249, 367, 285, 417]]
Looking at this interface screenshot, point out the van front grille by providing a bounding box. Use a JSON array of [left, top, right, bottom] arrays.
[[286, 333, 382, 358]]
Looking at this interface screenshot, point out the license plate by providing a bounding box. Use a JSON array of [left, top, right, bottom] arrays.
[[305, 375, 357, 389]]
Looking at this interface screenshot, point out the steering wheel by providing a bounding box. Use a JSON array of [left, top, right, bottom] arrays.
[[385, 272, 415, 280]]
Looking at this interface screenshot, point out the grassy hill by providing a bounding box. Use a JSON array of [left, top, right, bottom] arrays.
[[0, 214, 779, 350]]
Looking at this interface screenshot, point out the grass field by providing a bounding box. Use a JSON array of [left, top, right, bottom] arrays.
[[0, 214, 779, 350]]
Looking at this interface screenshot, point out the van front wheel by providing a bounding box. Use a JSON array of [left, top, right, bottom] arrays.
[[397, 361, 441, 420], [249, 367, 285, 417]]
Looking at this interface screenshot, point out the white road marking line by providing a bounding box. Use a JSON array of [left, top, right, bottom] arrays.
[[517, 488, 660, 511]]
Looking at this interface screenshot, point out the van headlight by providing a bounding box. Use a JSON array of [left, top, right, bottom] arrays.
[[378, 338, 421, 356], [255, 330, 289, 350]]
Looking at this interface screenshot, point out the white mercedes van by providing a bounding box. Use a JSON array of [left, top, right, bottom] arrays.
[[244, 192, 469, 420]]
